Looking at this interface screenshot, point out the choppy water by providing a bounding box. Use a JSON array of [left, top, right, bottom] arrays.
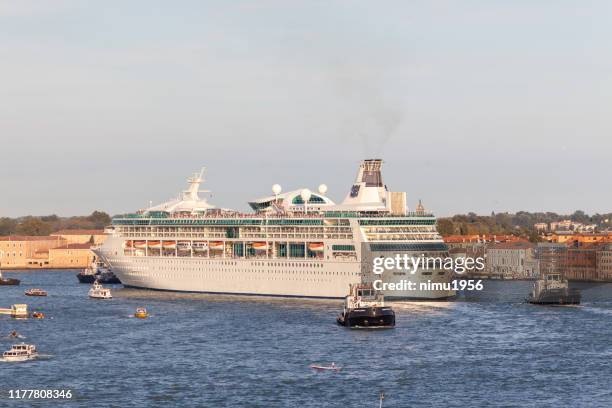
[[1, 270, 611, 407]]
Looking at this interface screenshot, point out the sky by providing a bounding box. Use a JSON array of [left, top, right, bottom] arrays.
[[0, 0, 611, 217]]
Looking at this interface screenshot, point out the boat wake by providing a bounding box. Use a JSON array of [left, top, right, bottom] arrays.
[[389, 301, 455, 315], [579, 306, 612, 316]]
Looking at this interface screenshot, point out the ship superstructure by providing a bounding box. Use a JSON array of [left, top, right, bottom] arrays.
[[96, 160, 455, 299]]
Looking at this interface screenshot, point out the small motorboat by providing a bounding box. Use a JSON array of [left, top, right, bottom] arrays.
[[309, 362, 341, 372], [134, 307, 149, 319], [25, 288, 48, 297], [7, 330, 22, 339], [2, 343, 38, 362], [337, 283, 395, 329], [89, 281, 112, 299], [0, 270, 20, 286], [31, 311, 45, 319]]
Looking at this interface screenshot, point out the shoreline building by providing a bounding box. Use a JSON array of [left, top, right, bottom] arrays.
[[0, 236, 67, 269], [596, 244, 612, 281], [51, 230, 106, 245], [486, 242, 538, 279], [565, 243, 601, 281]]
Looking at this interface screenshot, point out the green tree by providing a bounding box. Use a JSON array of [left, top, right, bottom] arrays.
[[87, 211, 111, 229], [0, 218, 18, 235], [437, 219, 455, 236], [15, 218, 53, 236]]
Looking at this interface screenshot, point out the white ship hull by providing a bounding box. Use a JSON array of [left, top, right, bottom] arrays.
[[2, 354, 37, 362], [97, 237, 454, 299]]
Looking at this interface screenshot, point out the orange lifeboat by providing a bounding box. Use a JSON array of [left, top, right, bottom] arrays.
[[134, 241, 147, 249], [252, 242, 268, 251], [148, 241, 162, 249], [209, 241, 224, 250], [124, 240, 134, 248], [308, 243, 325, 252], [162, 241, 177, 250]]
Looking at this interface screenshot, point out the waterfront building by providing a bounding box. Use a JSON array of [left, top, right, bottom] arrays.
[[596, 244, 612, 281], [51, 230, 107, 245], [48, 243, 96, 268], [0, 236, 66, 269], [27, 243, 96, 269], [536, 243, 567, 276], [550, 233, 612, 244], [486, 242, 538, 279], [565, 243, 602, 281]]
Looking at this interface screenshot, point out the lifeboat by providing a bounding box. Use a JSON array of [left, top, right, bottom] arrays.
[[162, 241, 177, 250], [134, 307, 149, 319], [193, 242, 208, 252], [148, 241, 162, 249], [308, 242, 325, 252], [25, 288, 48, 297], [252, 242, 268, 251], [124, 240, 134, 248], [209, 241, 224, 250], [134, 241, 147, 249], [177, 241, 192, 251]]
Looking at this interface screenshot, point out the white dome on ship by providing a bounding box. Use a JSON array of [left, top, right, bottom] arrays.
[[249, 188, 335, 212]]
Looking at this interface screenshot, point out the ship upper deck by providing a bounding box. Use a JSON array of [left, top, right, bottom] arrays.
[[111, 210, 438, 226]]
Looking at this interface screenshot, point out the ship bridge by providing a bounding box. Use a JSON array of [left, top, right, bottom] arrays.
[[144, 168, 216, 215]]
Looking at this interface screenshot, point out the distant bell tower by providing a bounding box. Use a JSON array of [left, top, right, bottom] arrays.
[[416, 199, 425, 215]]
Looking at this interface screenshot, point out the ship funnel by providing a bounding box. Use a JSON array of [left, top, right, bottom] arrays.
[[341, 159, 387, 208]]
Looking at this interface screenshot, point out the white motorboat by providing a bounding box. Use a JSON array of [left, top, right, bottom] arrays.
[[2, 343, 38, 362], [89, 281, 112, 299], [309, 362, 341, 372]]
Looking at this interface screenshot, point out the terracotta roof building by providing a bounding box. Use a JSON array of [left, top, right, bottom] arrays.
[[51, 230, 107, 245], [0, 236, 67, 269]]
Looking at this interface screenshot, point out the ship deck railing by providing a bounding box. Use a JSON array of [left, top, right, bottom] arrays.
[[115, 211, 435, 220]]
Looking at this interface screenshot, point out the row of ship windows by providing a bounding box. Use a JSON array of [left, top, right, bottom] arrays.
[[126, 258, 329, 269], [145, 268, 356, 275], [111, 259, 355, 275], [129, 275, 359, 280]]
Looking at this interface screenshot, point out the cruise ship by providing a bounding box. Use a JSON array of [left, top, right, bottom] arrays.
[[96, 160, 455, 299]]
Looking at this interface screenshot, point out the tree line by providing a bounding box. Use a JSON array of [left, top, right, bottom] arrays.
[[1, 209, 610, 240], [0, 211, 111, 236], [437, 210, 612, 241]]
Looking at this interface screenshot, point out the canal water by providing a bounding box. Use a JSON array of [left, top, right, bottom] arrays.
[[1, 270, 611, 407]]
